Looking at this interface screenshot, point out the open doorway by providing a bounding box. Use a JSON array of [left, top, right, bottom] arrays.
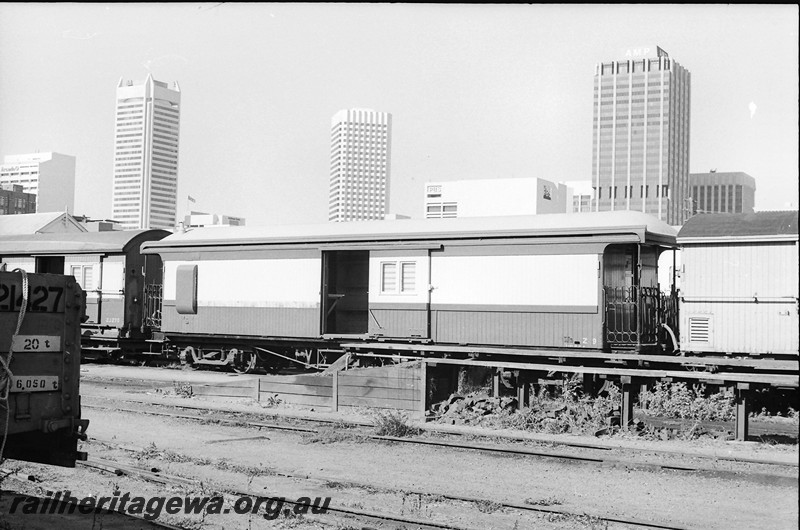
[[35, 256, 65, 274], [321, 250, 369, 335]]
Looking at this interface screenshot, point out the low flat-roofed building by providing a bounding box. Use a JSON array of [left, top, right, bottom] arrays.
[[423, 177, 568, 219], [0, 152, 76, 213], [563, 180, 594, 213], [689, 171, 755, 214], [0, 184, 37, 215], [184, 211, 245, 229]]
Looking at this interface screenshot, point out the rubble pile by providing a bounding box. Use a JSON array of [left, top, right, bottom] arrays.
[[432, 393, 519, 425], [432, 391, 620, 435]]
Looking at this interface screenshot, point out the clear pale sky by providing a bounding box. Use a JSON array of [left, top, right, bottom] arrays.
[[1, 4, 797, 226]]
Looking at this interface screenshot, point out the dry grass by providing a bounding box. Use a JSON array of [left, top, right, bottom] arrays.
[[372, 409, 421, 437], [637, 382, 736, 422]]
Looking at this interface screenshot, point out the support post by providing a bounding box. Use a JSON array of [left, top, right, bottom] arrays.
[[516, 372, 529, 411], [254, 378, 260, 402], [418, 361, 428, 422], [735, 383, 750, 441], [620, 376, 637, 428], [493, 369, 501, 398], [331, 370, 339, 413], [582, 372, 594, 397]]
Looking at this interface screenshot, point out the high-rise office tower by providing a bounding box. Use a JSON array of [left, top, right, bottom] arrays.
[[112, 75, 181, 230], [328, 108, 392, 222], [0, 152, 76, 213], [591, 46, 691, 225]]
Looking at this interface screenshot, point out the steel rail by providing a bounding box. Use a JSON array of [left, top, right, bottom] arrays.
[[83, 398, 800, 468], [81, 447, 689, 530], [79, 456, 478, 530], [0, 469, 184, 530], [82, 402, 800, 477]]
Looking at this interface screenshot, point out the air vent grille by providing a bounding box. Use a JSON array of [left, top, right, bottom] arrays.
[[688, 317, 711, 343]]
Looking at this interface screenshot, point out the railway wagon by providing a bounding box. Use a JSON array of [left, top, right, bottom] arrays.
[[0, 230, 170, 359], [140, 211, 678, 372], [677, 211, 799, 357], [0, 269, 89, 467]]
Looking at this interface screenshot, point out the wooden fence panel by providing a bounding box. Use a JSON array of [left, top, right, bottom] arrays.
[[338, 396, 419, 411], [258, 381, 334, 397], [336, 362, 423, 412], [336, 385, 419, 400], [191, 379, 258, 399], [185, 362, 424, 415], [262, 393, 332, 408]]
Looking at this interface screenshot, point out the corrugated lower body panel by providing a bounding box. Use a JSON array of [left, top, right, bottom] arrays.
[[432, 310, 601, 348], [368, 308, 428, 338], [682, 301, 799, 355], [162, 303, 319, 338]]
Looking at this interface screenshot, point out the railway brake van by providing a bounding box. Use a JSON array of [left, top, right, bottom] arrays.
[[677, 211, 799, 358], [141, 211, 678, 372]]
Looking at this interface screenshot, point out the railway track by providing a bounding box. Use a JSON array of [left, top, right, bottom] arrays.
[[80, 455, 478, 530], [81, 399, 799, 484], [79, 441, 690, 530], [0, 474, 184, 530]]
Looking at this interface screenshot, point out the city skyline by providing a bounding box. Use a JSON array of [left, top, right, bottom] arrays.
[[0, 4, 797, 227]]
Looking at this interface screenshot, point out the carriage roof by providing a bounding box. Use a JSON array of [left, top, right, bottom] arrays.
[[678, 211, 799, 243], [142, 211, 676, 254], [0, 229, 170, 255]]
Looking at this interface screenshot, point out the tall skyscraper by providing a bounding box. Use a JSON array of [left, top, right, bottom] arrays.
[[328, 108, 392, 222], [591, 46, 691, 225], [0, 152, 76, 213], [112, 75, 181, 230]]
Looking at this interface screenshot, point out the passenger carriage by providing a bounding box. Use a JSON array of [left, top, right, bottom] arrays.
[[0, 230, 170, 358], [140, 211, 679, 372]]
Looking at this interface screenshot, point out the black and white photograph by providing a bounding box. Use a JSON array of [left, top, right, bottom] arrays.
[[0, 3, 798, 529]]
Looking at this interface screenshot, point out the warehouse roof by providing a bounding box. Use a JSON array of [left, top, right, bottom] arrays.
[[678, 211, 799, 242], [0, 212, 86, 235], [143, 210, 677, 253]]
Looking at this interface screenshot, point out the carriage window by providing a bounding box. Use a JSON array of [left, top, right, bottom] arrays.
[[380, 262, 397, 292], [70, 265, 94, 291], [401, 262, 416, 292], [381, 261, 416, 294]]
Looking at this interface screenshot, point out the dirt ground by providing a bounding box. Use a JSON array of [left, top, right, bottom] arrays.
[[1, 364, 797, 530]]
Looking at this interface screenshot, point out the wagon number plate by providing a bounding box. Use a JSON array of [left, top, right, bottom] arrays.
[[10, 335, 61, 352], [0, 282, 65, 312], [9, 376, 60, 393]]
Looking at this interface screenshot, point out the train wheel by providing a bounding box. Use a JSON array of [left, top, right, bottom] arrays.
[[231, 348, 257, 374]]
